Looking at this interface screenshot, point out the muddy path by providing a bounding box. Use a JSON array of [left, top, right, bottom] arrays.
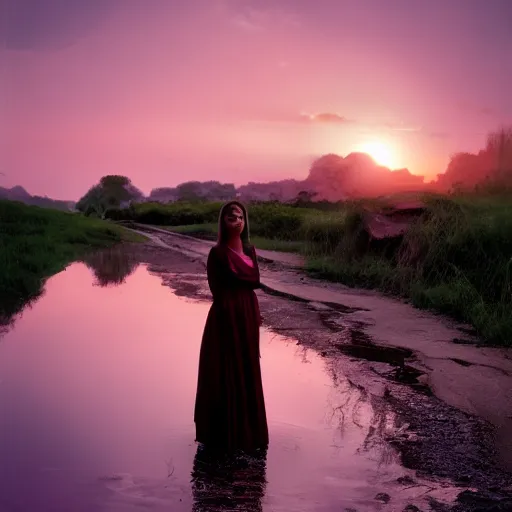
[[126, 229, 512, 511]]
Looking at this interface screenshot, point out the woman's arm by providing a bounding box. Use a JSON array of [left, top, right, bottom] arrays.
[[206, 248, 223, 298], [251, 245, 261, 289]]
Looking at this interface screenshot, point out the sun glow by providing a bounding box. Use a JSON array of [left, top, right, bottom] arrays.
[[357, 141, 397, 169]]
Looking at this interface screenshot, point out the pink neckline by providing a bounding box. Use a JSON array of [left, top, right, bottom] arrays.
[[228, 246, 254, 267]]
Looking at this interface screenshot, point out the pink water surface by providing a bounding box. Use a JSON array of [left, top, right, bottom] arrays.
[[0, 262, 416, 511]]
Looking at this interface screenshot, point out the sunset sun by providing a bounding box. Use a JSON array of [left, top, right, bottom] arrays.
[[357, 141, 397, 169]]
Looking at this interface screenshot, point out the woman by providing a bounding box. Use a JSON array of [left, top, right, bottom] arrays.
[[194, 201, 269, 453]]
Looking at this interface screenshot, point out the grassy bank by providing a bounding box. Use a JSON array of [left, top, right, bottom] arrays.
[[305, 196, 512, 346], [0, 200, 141, 321], [106, 197, 512, 345]]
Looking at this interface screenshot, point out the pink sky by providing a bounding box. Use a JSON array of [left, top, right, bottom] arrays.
[[2, 0, 512, 199]]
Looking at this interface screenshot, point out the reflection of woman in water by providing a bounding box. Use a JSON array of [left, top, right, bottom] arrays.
[[191, 444, 267, 512], [194, 201, 269, 453]]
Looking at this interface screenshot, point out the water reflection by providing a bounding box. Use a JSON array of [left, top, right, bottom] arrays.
[[191, 445, 267, 512], [0, 248, 138, 337], [0, 261, 437, 511], [0, 282, 45, 332], [82, 247, 139, 287]]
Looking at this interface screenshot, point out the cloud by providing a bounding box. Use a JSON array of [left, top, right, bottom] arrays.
[[478, 106, 498, 118], [457, 101, 498, 118], [244, 110, 354, 125], [382, 122, 422, 132], [1, 0, 118, 51], [299, 112, 355, 124], [232, 12, 264, 32], [308, 112, 354, 124], [428, 131, 450, 139], [230, 5, 300, 32]]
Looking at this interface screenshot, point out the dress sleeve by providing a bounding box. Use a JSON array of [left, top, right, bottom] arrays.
[[252, 246, 261, 288], [206, 247, 223, 298]]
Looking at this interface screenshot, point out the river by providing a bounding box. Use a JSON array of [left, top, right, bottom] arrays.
[[0, 259, 465, 511]]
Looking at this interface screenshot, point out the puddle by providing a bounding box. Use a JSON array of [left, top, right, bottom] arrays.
[[450, 358, 473, 367], [335, 342, 431, 396], [336, 344, 413, 365], [0, 261, 459, 511]]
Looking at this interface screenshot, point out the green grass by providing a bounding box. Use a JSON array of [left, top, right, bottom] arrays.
[[163, 223, 218, 240], [250, 237, 303, 253], [106, 201, 308, 240], [161, 224, 303, 253], [0, 200, 142, 322], [305, 195, 512, 346]]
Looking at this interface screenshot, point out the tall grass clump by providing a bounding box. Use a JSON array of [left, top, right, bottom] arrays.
[[306, 195, 512, 345], [401, 196, 512, 343], [0, 200, 137, 322], [300, 208, 362, 256]]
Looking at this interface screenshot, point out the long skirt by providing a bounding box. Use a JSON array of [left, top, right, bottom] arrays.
[[194, 288, 268, 452]]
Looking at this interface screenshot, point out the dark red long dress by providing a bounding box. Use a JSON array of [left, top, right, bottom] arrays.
[[194, 244, 269, 452]]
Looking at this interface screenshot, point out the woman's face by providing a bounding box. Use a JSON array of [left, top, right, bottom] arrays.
[[223, 205, 245, 236]]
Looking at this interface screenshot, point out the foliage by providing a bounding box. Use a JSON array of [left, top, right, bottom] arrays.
[[164, 224, 303, 252], [106, 201, 307, 240], [307, 195, 512, 345], [102, 187, 512, 344], [175, 181, 236, 202], [76, 175, 144, 217]]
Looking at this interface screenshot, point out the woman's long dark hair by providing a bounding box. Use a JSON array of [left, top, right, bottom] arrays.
[[217, 200, 251, 247]]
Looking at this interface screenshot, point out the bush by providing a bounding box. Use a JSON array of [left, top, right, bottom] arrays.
[[105, 201, 222, 226], [247, 204, 304, 239]]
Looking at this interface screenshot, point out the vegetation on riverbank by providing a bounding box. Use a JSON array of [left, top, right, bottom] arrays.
[[0, 200, 142, 322], [107, 195, 512, 345], [162, 224, 303, 253], [307, 195, 512, 346]]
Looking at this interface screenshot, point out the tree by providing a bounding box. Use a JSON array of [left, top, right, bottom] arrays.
[[76, 185, 108, 218], [77, 175, 144, 216], [176, 181, 204, 201], [295, 190, 317, 204], [485, 127, 512, 184], [99, 175, 144, 207], [202, 181, 236, 201], [148, 187, 178, 203]]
